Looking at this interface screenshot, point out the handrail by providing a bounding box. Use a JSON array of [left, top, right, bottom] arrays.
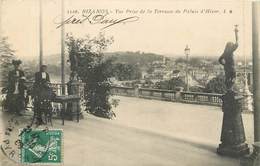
[[111, 86, 135, 90], [111, 86, 223, 106], [139, 88, 176, 93], [1, 81, 224, 106], [181, 91, 223, 96]]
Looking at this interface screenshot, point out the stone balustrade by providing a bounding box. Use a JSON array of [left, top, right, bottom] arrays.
[[111, 86, 223, 106], [1, 81, 251, 109]]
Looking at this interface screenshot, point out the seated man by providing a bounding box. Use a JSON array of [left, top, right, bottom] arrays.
[[35, 65, 50, 85], [32, 65, 54, 125]]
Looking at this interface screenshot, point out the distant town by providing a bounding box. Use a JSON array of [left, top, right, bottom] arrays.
[[21, 51, 253, 94]]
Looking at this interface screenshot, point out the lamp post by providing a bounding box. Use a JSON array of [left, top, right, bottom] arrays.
[[39, 0, 43, 68], [0, 0, 3, 37], [184, 45, 190, 91], [61, 0, 65, 95]]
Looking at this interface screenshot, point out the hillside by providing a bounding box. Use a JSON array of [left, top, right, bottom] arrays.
[[104, 51, 165, 66]]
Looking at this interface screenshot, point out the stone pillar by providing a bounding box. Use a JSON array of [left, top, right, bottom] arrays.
[[217, 91, 250, 157], [241, 2, 260, 165], [66, 80, 84, 121], [175, 86, 183, 101], [252, 0, 260, 145], [134, 85, 140, 98]]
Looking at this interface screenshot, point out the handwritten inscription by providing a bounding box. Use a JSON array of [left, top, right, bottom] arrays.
[[54, 13, 139, 30]]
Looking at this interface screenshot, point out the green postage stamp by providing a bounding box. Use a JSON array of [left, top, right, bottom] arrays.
[[20, 128, 63, 165]]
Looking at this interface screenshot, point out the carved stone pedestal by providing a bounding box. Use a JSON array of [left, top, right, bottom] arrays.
[[217, 90, 250, 157], [66, 80, 84, 121], [240, 142, 260, 166]]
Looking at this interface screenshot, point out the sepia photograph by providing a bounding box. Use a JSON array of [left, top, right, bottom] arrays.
[[0, 0, 259, 165]]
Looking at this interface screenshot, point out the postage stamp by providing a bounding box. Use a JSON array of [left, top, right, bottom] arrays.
[[20, 128, 63, 165]]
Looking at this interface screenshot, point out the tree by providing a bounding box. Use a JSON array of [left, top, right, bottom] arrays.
[[155, 77, 186, 90], [111, 63, 141, 81], [146, 65, 154, 74], [0, 37, 15, 87], [204, 75, 226, 94], [66, 33, 115, 119]]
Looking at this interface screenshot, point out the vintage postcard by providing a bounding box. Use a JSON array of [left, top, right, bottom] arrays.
[[0, 0, 259, 166]]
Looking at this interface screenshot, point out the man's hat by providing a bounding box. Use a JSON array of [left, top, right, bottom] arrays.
[[12, 59, 22, 65], [40, 65, 47, 70]]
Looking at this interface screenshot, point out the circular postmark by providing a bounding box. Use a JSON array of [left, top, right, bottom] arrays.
[[1, 114, 62, 164], [1, 115, 23, 163]]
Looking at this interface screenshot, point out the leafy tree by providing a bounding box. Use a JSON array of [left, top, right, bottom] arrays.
[[0, 37, 15, 87], [189, 86, 204, 92], [66, 33, 115, 119], [155, 77, 186, 90], [112, 63, 141, 81], [146, 65, 154, 74], [204, 75, 226, 94]]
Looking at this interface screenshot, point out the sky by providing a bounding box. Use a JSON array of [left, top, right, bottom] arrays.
[[0, 0, 253, 61]]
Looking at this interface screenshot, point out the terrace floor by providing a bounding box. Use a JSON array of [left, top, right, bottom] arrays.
[[0, 96, 254, 166]]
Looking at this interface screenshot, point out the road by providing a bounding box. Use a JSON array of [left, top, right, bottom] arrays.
[[0, 96, 254, 166]]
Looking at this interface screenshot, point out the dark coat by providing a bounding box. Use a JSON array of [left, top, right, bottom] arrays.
[[33, 71, 50, 95], [5, 69, 27, 111], [33, 72, 53, 99], [34, 71, 50, 85], [7, 69, 26, 95]]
